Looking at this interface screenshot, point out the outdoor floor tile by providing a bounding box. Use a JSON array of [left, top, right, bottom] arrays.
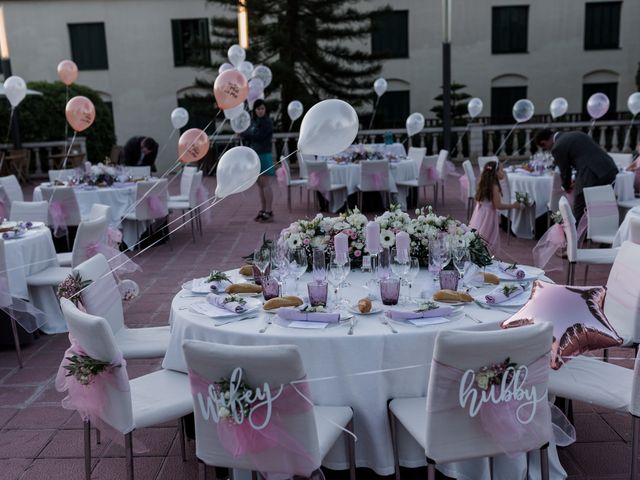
[[102, 427, 176, 457], [0, 458, 32, 480], [5, 406, 74, 430], [0, 407, 19, 428], [155, 455, 200, 480], [38, 428, 110, 459], [0, 429, 54, 458], [567, 442, 631, 476], [2, 367, 58, 386], [572, 413, 623, 443], [0, 385, 41, 407], [19, 458, 88, 480], [91, 456, 164, 480]]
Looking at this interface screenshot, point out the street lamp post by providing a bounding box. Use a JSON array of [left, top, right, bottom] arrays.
[[0, 6, 21, 148], [237, 1, 249, 49], [442, 0, 452, 152]]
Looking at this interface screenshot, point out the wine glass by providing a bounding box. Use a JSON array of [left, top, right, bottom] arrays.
[[327, 259, 347, 307], [330, 252, 350, 301], [429, 238, 450, 287], [452, 246, 468, 288], [272, 244, 290, 295], [406, 257, 420, 302], [253, 247, 271, 284], [287, 248, 308, 295]]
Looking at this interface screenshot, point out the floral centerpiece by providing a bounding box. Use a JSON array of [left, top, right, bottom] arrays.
[[76, 162, 118, 187], [1, 221, 33, 239]]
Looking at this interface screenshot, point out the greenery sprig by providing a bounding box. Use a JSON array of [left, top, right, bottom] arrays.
[[223, 294, 246, 306], [501, 285, 520, 297], [415, 301, 439, 312], [206, 270, 231, 283], [64, 353, 119, 386]]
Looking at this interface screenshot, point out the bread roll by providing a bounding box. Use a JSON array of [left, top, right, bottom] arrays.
[[483, 272, 500, 285], [357, 298, 372, 313], [433, 290, 473, 303], [263, 296, 304, 310], [224, 283, 262, 294], [239, 265, 254, 276]]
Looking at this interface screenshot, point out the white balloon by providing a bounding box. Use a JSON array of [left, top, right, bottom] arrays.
[[287, 100, 304, 122], [223, 104, 245, 120], [3, 76, 27, 108], [297, 100, 359, 156], [227, 44, 245, 67], [237, 61, 254, 80], [170, 107, 189, 129], [247, 77, 265, 103], [467, 98, 483, 118], [587, 93, 610, 120], [405, 112, 425, 137], [512, 99, 535, 123], [215, 146, 260, 199], [252, 65, 272, 88], [627, 92, 640, 116], [231, 111, 251, 133], [549, 97, 568, 119], [373, 78, 387, 97], [218, 63, 234, 74]]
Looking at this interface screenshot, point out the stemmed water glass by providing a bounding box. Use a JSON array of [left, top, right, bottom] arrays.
[[272, 244, 291, 295], [328, 254, 349, 307], [405, 257, 420, 302], [253, 246, 271, 284], [429, 238, 451, 287], [451, 245, 469, 291], [287, 248, 308, 296]]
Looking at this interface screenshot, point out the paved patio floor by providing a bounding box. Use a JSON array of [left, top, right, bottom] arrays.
[[0, 172, 631, 480]]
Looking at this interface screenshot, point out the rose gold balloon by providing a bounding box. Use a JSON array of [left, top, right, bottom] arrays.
[[213, 69, 248, 111], [65, 96, 96, 132], [502, 281, 622, 369], [178, 128, 209, 163], [57, 60, 78, 86]]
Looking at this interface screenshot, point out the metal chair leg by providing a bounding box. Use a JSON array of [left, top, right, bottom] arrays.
[[387, 404, 401, 480], [427, 457, 436, 480], [189, 210, 196, 243], [200, 462, 207, 480], [9, 317, 23, 368], [346, 417, 356, 480], [632, 415, 640, 480], [84, 420, 92, 480], [95, 427, 101, 445], [540, 443, 550, 480], [583, 264, 590, 285], [125, 432, 134, 480], [287, 187, 292, 212], [179, 417, 187, 462]]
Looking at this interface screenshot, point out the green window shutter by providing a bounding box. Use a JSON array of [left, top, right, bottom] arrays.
[[68, 23, 109, 70], [584, 2, 621, 50], [371, 11, 409, 58], [492, 6, 528, 54]]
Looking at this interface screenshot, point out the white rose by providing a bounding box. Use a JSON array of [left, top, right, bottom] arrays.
[[380, 229, 396, 248]]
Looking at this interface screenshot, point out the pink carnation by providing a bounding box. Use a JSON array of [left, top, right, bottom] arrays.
[[354, 250, 362, 257], [303, 238, 310, 245]]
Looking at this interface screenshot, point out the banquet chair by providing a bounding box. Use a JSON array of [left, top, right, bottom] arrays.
[[547, 171, 564, 228], [182, 340, 356, 480], [88, 203, 112, 222], [123, 166, 151, 179], [39, 185, 82, 250], [609, 153, 633, 170], [297, 152, 313, 180], [461, 160, 476, 221], [583, 185, 619, 246], [59, 298, 192, 480], [305, 161, 347, 213], [169, 166, 197, 203], [280, 155, 309, 212], [407, 147, 426, 166], [9, 201, 48, 224], [396, 154, 438, 205], [548, 321, 640, 479], [0, 174, 24, 203], [434, 149, 449, 207], [5, 150, 30, 183], [48, 169, 76, 183], [629, 217, 640, 245], [477, 155, 498, 173], [559, 196, 618, 285], [499, 174, 516, 244], [26, 214, 109, 287], [388, 323, 554, 480], [122, 179, 170, 249], [74, 253, 170, 358], [168, 172, 203, 242], [358, 160, 391, 209]]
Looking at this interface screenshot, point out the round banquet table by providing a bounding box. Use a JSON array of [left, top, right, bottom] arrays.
[[613, 170, 635, 202], [325, 159, 418, 213], [613, 205, 640, 247], [2, 227, 65, 334], [162, 269, 565, 480]]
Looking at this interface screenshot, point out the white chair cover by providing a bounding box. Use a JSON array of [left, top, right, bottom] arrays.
[[548, 171, 563, 214], [604, 241, 640, 344], [478, 156, 498, 173], [9, 201, 49, 224], [436, 150, 449, 181], [297, 153, 313, 179], [609, 153, 633, 170], [0, 175, 24, 202], [179, 167, 196, 198], [461, 160, 476, 199], [559, 196, 579, 262], [124, 166, 151, 178], [629, 217, 640, 245], [70, 215, 110, 268], [305, 162, 332, 192], [407, 147, 426, 167], [133, 180, 169, 221], [48, 169, 76, 183], [89, 203, 112, 221], [39, 186, 82, 235], [583, 185, 619, 243], [359, 160, 390, 192]]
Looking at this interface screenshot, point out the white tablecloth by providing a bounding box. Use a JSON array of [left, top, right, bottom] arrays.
[[325, 160, 418, 212], [613, 206, 640, 247], [162, 269, 565, 480], [614, 171, 635, 202], [3, 227, 64, 334]]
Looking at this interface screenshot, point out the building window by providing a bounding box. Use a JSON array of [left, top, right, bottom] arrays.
[[371, 11, 409, 59], [492, 6, 529, 54], [584, 2, 621, 50], [172, 19, 210, 67], [375, 91, 410, 129], [68, 23, 109, 70], [491, 86, 527, 123], [582, 82, 617, 120]]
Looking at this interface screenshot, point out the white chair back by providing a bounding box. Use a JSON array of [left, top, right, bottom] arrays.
[[9, 201, 48, 223], [187, 171, 203, 208], [583, 185, 619, 241], [281, 156, 294, 185], [605, 241, 640, 343], [124, 166, 151, 178], [478, 156, 498, 173], [179, 167, 196, 198], [407, 147, 426, 168], [436, 150, 449, 180], [548, 171, 563, 213], [0, 185, 10, 219], [425, 323, 553, 463], [0, 175, 23, 202], [60, 297, 134, 433], [39, 186, 82, 227], [134, 180, 169, 221], [559, 196, 578, 262], [461, 160, 476, 199], [305, 161, 332, 192], [89, 203, 112, 222], [630, 217, 640, 245], [71, 216, 110, 267], [48, 169, 76, 183], [182, 340, 322, 473], [608, 153, 632, 170], [297, 153, 313, 179], [359, 160, 390, 192], [416, 155, 438, 187], [73, 253, 125, 334]]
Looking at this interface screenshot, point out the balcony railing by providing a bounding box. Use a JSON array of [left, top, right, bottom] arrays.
[[0, 138, 87, 179]]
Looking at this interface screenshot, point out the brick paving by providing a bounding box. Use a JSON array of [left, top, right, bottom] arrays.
[[0, 172, 630, 479]]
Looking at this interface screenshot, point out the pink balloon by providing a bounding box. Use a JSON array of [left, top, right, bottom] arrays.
[[213, 70, 248, 111], [178, 128, 209, 163], [65, 96, 96, 132], [57, 60, 78, 86]]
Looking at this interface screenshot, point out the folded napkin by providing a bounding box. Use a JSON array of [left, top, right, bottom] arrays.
[[277, 308, 340, 323], [207, 293, 247, 313], [485, 284, 527, 304], [385, 306, 453, 321], [498, 262, 525, 279]]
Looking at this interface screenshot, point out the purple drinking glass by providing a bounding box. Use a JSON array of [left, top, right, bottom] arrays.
[[262, 276, 280, 301], [307, 280, 328, 307], [439, 270, 459, 291], [380, 277, 401, 306]]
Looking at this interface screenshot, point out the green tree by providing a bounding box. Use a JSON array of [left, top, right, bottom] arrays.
[[430, 82, 472, 126], [205, 0, 384, 125], [0, 81, 115, 163]]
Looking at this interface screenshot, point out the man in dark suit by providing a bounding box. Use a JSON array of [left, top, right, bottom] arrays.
[[535, 129, 618, 223], [120, 136, 159, 172]]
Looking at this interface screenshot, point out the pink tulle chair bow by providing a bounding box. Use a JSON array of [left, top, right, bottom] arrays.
[[106, 226, 122, 249], [445, 160, 460, 177], [49, 200, 69, 237], [146, 195, 164, 218], [532, 224, 566, 271], [85, 242, 141, 274], [368, 172, 385, 190], [0, 275, 48, 333], [308, 171, 326, 190], [423, 165, 437, 182], [276, 166, 288, 187], [459, 176, 470, 201]]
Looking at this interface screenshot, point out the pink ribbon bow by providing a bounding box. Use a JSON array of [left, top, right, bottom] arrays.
[[459, 175, 470, 201], [424, 165, 437, 182], [85, 242, 141, 274], [276, 166, 288, 188], [445, 160, 461, 177], [532, 224, 566, 272], [106, 226, 122, 249], [146, 195, 164, 218], [308, 171, 321, 189], [368, 172, 385, 190], [49, 200, 68, 238]]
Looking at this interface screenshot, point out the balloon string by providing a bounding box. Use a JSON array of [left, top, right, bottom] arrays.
[[64, 85, 69, 152], [450, 121, 473, 157], [588, 118, 596, 137], [494, 124, 517, 157], [61, 131, 78, 169], [622, 113, 638, 151], [367, 97, 381, 133], [5, 107, 14, 144]]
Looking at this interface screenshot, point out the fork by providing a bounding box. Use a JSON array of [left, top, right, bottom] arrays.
[[381, 319, 398, 334], [259, 319, 273, 333], [473, 299, 514, 314], [214, 314, 258, 327], [347, 318, 356, 335]]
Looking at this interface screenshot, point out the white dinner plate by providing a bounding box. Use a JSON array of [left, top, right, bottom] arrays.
[[348, 303, 382, 315], [189, 298, 262, 318], [486, 264, 544, 281], [272, 308, 353, 329], [181, 279, 261, 296], [28, 221, 45, 229], [474, 286, 532, 308]]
